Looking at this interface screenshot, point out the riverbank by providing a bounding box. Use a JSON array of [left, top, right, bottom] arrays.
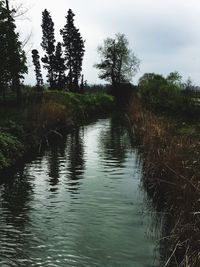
[[0, 91, 114, 173], [128, 97, 200, 266]]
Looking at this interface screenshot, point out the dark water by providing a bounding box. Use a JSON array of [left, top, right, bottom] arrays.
[[0, 116, 160, 267]]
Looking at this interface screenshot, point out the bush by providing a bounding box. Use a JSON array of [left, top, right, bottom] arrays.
[[138, 72, 197, 116], [0, 131, 24, 171], [37, 101, 72, 135], [42, 91, 114, 120]]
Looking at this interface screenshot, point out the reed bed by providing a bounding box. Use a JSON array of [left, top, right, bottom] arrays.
[[129, 97, 200, 267]]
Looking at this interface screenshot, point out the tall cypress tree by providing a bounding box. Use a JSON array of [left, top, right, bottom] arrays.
[[0, 0, 27, 103], [54, 42, 66, 89], [32, 49, 43, 88], [41, 9, 56, 89], [60, 9, 85, 91], [73, 29, 85, 89]]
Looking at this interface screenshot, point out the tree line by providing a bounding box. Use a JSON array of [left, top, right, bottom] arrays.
[[0, 0, 140, 101]]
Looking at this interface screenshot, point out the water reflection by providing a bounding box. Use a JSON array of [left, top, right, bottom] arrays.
[[0, 170, 33, 228], [66, 127, 85, 193], [98, 114, 129, 167], [0, 116, 160, 267], [48, 145, 61, 189], [0, 168, 34, 266]]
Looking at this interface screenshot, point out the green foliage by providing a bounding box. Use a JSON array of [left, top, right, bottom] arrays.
[[166, 71, 182, 86], [42, 91, 114, 119], [61, 9, 85, 91], [54, 42, 66, 89], [138, 72, 191, 113], [0, 0, 27, 102], [0, 131, 24, 171], [3, 120, 24, 138], [95, 33, 140, 85], [41, 9, 56, 88], [0, 89, 114, 172]]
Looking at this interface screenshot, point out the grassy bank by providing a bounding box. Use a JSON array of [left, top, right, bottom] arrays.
[[128, 97, 200, 267], [0, 91, 114, 173]]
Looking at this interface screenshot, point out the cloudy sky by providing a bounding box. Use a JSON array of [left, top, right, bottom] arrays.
[[13, 0, 200, 85]]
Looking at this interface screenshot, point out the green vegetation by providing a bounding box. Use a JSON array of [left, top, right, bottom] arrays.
[[0, 90, 114, 173], [37, 8, 85, 91], [0, 122, 24, 171], [0, 0, 27, 104], [42, 91, 114, 119], [138, 71, 198, 116]]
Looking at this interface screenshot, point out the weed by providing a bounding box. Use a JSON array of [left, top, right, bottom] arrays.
[[128, 97, 200, 266]]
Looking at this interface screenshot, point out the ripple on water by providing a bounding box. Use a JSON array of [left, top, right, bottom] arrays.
[[0, 118, 160, 267]]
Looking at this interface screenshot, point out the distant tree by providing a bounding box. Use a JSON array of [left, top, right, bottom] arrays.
[[166, 71, 182, 87], [95, 33, 140, 86], [41, 9, 56, 89], [138, 73, 166, 90], [0, 0, 27, 103], [61, 9, 85, 91], [53, 42, 66, 89], [138, 72, 184, 111], [31, 49, 43, 88], [183, 77, 194, 92]]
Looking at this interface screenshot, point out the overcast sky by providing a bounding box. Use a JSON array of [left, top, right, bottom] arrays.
[[13, 0, 200, 85]]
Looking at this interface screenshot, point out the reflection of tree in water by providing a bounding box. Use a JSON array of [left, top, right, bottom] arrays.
[[47, 137, 67, 191], [99, 115, 130, 166], [0, 167, 34, 263], [0, 167, 33, 228], [66, 127, 85, 194]]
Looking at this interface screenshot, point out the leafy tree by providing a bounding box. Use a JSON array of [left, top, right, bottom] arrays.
[[138, 72, 184, 112], [138, 73, 166, 105], [41, 9, 56, 89], [166, 71, 182, 87], [53, 42, 66, 89], [183, 77, 194, 92], [0, 0, 27, 103], [61, 9, 85, 91], [95, 33, 140, 85], [31, 49, 43, 88]]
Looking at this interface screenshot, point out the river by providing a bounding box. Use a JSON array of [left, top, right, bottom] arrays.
[[0, 115, 161, 267]]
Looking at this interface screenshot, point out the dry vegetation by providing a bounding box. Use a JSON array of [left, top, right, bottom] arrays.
[[129, 97, 200, 267]]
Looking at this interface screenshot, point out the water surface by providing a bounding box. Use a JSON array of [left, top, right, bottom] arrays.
[[0, 116, 160, 267]]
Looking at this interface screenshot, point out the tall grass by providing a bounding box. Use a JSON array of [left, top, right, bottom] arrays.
[[129, 97, 200, 266], [36, 100, 72, 139]]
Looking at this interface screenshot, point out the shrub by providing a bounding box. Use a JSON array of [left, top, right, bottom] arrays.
[[0, 131, 24, 171], [138, 72, 196, 116], [37, 101, 72, 135]]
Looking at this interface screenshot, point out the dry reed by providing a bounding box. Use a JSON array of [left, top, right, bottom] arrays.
[[129, 97, 200, 267]]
